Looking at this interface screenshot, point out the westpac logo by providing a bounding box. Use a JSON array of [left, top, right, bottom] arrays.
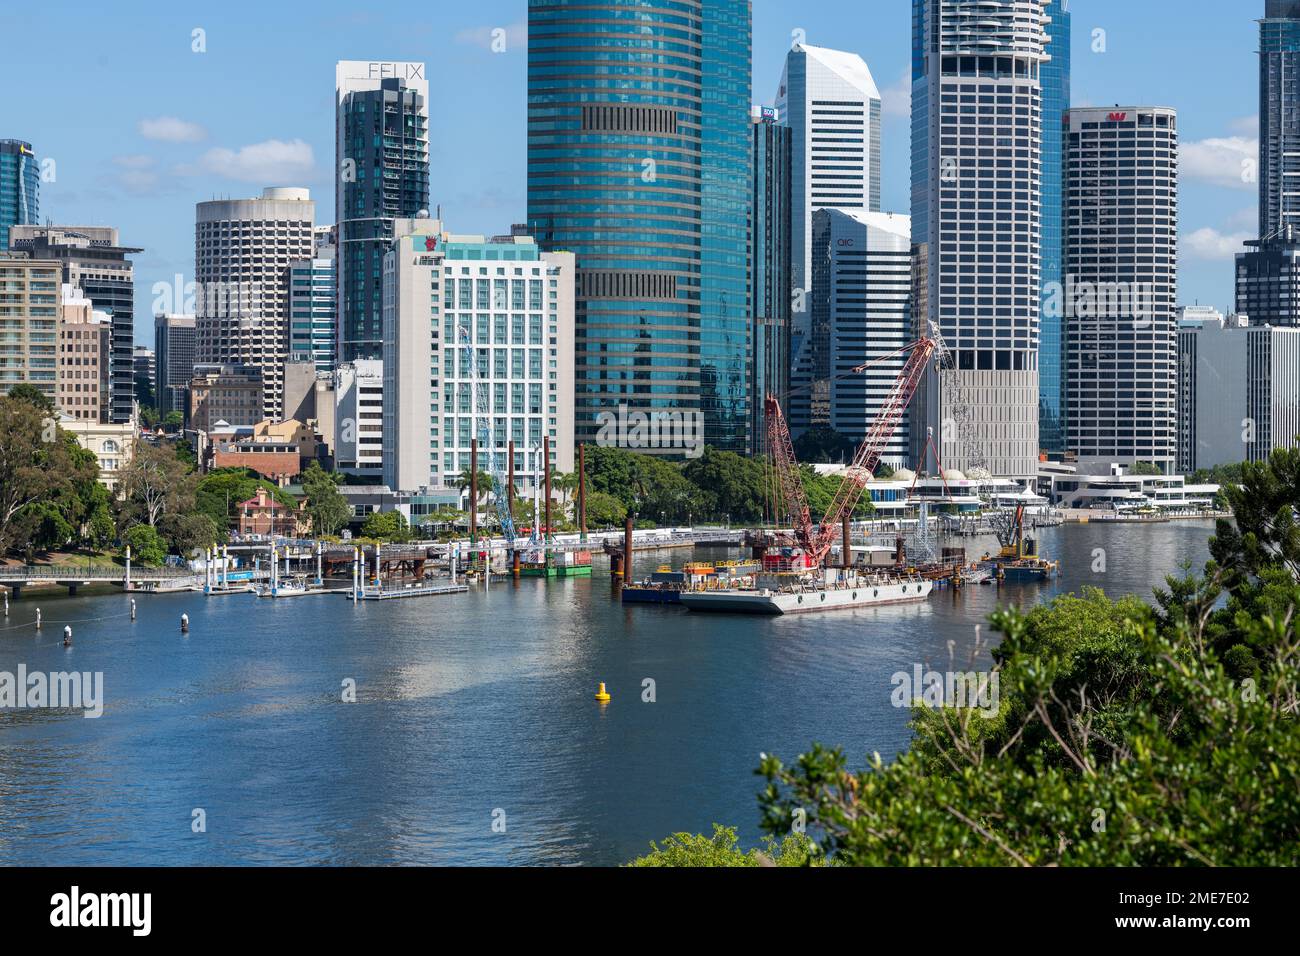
[[1107, 111, 1128, 122]]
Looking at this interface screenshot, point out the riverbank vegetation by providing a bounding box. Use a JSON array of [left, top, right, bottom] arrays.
[[634, 449, 1300, 866]]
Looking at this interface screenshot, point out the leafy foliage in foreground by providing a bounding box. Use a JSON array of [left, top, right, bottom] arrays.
[[627, 825, 827, 867], [640, 446, 1300, 867]]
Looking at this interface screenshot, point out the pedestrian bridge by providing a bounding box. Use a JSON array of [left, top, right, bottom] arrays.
[[0, 565, 201, 598]]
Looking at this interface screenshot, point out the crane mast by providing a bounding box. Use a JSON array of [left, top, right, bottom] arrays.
[[767, 335, 938, 566]]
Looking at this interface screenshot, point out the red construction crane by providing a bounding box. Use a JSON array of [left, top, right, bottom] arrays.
[[765, 335, 938, 566]]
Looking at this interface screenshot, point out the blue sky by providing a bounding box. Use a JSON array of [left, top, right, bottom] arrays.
[[0, 0, 1261, 343]]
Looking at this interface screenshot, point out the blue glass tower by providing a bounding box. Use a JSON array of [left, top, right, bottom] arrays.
[[1039, 0, 1070, 453], [700, 0, 753, 452], [527, 0, 753, 454], [0, 140, 39, 251]]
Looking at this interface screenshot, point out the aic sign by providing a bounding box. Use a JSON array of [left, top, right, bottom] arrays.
[[1107, 112, 1128, 122]]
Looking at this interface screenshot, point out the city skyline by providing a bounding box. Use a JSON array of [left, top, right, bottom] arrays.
[[0, 0, 1264, 346]]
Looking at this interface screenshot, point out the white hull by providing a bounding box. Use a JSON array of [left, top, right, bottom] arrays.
[[680, 579, 933, 615]]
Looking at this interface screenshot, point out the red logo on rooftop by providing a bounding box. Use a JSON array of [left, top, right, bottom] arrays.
[[424, 236, 438, 251], [1107, 112, 1127, 122]]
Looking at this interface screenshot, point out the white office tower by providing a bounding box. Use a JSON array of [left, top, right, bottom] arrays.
[[333, 359, 384, 478], [194, 187, 315, 421], [911, 0, 1052, 481], [1177, 312, 1300, 471], [1064, 107, 1179, 474], [808, 209, 912, 467], [382, 219, 575, 494], [776, 44, 882, 430]]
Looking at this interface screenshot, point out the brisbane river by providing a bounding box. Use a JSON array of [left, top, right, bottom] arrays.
[[0, 520, 1216, 866]]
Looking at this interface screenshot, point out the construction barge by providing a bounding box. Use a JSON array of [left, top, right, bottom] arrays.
[[678, 551, 932, 615]]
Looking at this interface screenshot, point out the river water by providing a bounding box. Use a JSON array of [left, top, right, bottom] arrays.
[[0, 520, 1217, 865]]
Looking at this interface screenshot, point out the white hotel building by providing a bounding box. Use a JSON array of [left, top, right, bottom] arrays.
[[382, 220, 575, 495]]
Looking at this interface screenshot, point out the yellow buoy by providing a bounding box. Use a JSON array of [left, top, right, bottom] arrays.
[[594, 682, 611, 702]]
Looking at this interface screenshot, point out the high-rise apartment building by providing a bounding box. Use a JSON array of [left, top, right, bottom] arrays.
[[9, 225, 142, 424], [752, 109, 793, 451], [382, 219, 575, 494], [335, 61, 430, 363], [194, 187, 316, 421], [0, 252, 59, 402], [1039, 0, 1071, 452], [1236, 229, 1300, 324], [911, 0, 1051, 481], [0, 140, 38, 252], [812, 209, 913, 467], [154, 313, 196, 417], [57, 286, 111, 422], [1064, 106, 1179, 472], [289, 242, 337, 372], [527, 0, 754, 454], [1260, 0, 1300, 238]]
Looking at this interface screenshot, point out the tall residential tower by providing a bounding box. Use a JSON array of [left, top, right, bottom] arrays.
[[335, 61, 430, 363], [1260, 0, 1300, 239], [0, 140, 38, 252], [911, 0, 1051, 481]]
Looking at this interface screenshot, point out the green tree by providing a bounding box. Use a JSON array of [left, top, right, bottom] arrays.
[[359, 510, 410, 542], [584, 491, 627, 528], [7, 383, 54, 414], [682, 449, 770, 525], [0, 397, 99, 555], [301, 461, 350, 537], [123, 523, 166, 567], [628, 825, 825, 868], [162, 410, 184, 432], [118, 440, 195, 529]]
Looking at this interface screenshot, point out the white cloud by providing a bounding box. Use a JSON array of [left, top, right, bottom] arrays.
[[881, 71, 911, 119], [196, 139, 315, 184], [455, 20, 526, 50], [1180, 135, 1257, 190], [1183, 226, 1252, 261], [1229, 115, 1259, 136], [109, 155, 159, 194], [138, 116, 207, 143]]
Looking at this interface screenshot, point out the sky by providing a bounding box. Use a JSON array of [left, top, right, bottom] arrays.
[[0, 0, 1263, 346]]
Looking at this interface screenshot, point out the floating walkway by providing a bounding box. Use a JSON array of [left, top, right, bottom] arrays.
[[347, 582, 469, 601]]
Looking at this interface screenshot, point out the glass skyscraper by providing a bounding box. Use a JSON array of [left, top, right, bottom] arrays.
[[752, 112, 792, 453], [1261, 1, 1300, 239], [335, 62, 430, 363], [700, 0, 753, 452], [1039, 0, 1070, 453], [527, 0, 753, 454], [0, 140, 39, 252]]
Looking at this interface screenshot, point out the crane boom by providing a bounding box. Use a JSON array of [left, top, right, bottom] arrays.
[[810, 336, 936, 562], [765, 394, 817, 555], [764, 336, 937, 566]]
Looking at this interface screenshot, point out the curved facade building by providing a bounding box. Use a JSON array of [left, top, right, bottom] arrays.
[[0, 140, 39, 253], [527, 0, 752, 453]]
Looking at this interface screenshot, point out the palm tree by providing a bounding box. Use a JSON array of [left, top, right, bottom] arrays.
[[455, 468, 496, 507]]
